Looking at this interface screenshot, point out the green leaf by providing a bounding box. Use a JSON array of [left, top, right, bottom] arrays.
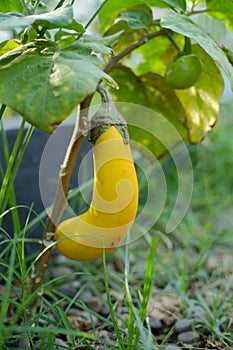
[[102, 31, 125, 47], [66, 35, 114, 55], [163, 0, 186, 11], [110, 66, 187, 157], [63, 18, 85, 33], [0, 40, 115, 133], [223, 47, 233, 65], [135, 35, 172, 75], [206, 0, 233, 12], [174, 45, 223, 143], [104, 20, 145, 53], [99, 0, 172, 32], [110, 66, 148, 106], [161, 10, 233, 88], [140, 72, 187, 135], [0, 0, 23, 13], [0, 5, 74, 31], [206, 0, 233, 29], [117, 5, 152, 30]]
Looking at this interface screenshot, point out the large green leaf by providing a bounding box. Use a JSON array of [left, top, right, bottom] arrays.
[[0, 5, 74, 30], [206, 0, 233, 29], [110, 66, 187, 158], [110, 66, 148, 105], [99, 0, 176, 32], [175, 45, 223, 143], [161, 10, 233, 89], [0, 40, 115, 133]]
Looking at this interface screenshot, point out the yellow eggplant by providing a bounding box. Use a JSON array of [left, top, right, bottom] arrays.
[[55, 89, 138, 260]]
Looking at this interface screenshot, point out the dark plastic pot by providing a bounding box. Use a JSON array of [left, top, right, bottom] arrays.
[[0, 122, 91, 251]]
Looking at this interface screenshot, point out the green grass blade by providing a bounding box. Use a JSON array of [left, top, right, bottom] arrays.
[[0, 124, 34, 224], [102, 250, 126, 350], [0, 237, 17, 346], [0, 119, 26, 212], [124, 233, 136, 349], [133, 236, 159, 348]]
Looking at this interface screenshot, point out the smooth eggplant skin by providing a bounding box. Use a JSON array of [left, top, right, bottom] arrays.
[[165, 54, 202, 90], [55, 126, 138, 261]]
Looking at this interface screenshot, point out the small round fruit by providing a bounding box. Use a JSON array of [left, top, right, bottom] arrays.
[[165, 54, 202, 90]]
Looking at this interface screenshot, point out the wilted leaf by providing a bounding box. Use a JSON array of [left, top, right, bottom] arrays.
[[161, 10, 233, 88], [0, 40, 115, 132]]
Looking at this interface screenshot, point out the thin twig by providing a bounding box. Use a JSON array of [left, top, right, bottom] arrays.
[[84, 0, 109, 30], [104, 29, 167, 73], [76, 0, 109, 41]]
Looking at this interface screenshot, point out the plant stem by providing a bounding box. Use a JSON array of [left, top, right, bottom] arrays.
[[84, 0, 109, 30], [183, 36, 192, 55], [20, 0, 33, 15], [76, 0, 109, 40], [104, 29, 167, 73], [29, 98, 91, 309]]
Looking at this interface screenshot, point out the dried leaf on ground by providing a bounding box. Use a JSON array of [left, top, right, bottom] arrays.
[[147, 294, 182, 324]]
